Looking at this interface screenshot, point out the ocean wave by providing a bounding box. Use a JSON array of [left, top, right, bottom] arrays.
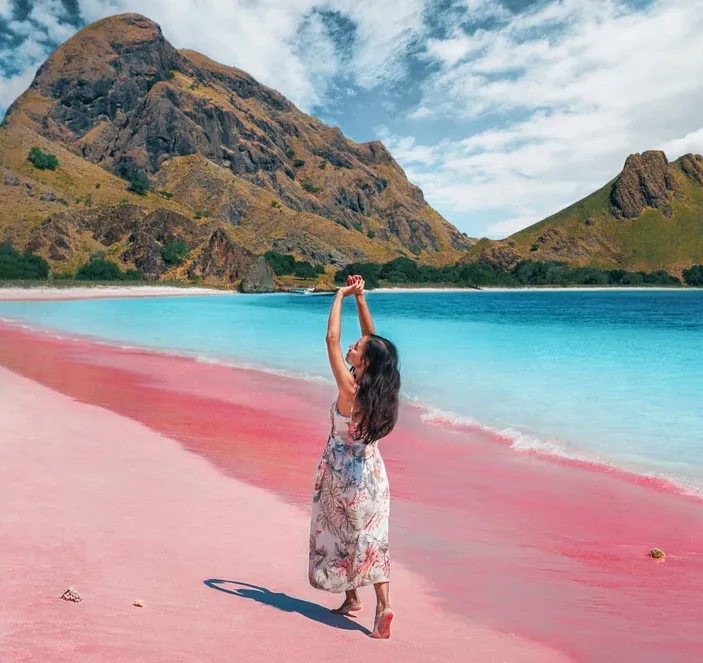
[[405, 397, 703, 500]]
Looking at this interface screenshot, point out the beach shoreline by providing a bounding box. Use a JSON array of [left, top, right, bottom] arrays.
[[371, 285, 697, 293], [1, 321, 702, 662], [0, 285, 236, 301], [0, 284, 699, 302]]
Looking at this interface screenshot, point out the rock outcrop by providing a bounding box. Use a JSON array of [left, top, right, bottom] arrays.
[[610, 151, 678, 219], [475, 245, 521, 271], [187, 228, 253, 283], [240, 256, 277, 293], [679, 153, 703, 186]]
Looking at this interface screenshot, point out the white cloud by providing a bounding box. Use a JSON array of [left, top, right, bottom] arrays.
[[392, 0, 703, 237], [408, 105, 433, 119], [0, 69, 37, 111], [660, 127, 703, 157], [485, 214, 542, 239], [377, 129, 439, 164]]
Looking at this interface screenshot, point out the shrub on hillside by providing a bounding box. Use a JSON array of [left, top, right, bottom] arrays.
[[264, 250, 296, 276], [682, 265, 703, 286], [0, 245, 49, 279], [302, 182, 320, 193], [27, 147, 59, 171], [294, 261, 317, 278], [122, 269, 143, 281], [127, 171, 150, 195], [264, 250, 324, 278], [75, 259, 123, 281], [161, 241, 190, 266]]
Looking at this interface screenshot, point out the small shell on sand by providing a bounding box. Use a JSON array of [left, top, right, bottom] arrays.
[[133, 599, 145, 607], [648, 548, 666, 560], [60, 586, 83, 603]]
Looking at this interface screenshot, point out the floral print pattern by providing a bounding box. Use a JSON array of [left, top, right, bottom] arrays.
[[309, 403, 391, 592]]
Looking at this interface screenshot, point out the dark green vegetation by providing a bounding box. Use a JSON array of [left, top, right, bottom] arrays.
[[127, 171, 150, 195], [302, 182, 320, 194], [263, 250, 324, 278], [27, 146, 58, 170], [334, 258, 685, 289], [161, 241, 190, 266], [683, 265, 703, 286], [0, 244, 49, 279], [76, 259, 142, 281]]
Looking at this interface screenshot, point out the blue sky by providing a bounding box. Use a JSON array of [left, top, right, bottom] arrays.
[[2, 0, 703, 238]]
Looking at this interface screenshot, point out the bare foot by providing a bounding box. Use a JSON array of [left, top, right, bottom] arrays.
[[370, 608, 394, 639], [331, 598, 362, 615]]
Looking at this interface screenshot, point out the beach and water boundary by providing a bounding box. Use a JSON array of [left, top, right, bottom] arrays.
[[1, 286, 701, 494], [1, 287, 703, 661]]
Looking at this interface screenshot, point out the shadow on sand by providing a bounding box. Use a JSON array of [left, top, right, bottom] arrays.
[[203, 579, 371, 635]]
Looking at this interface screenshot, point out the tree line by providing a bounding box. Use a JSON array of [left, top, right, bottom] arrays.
[[3, 244, 703, 287], [334, 257, 703, 288]]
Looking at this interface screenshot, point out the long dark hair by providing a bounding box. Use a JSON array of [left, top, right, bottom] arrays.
[[353, 334, 400, 444]]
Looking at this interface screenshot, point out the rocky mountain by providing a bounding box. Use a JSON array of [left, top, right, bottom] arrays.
[[466, 150, 703, 276], [0, 13, 470, 286]]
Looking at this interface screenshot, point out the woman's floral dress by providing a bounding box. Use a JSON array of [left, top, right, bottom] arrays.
[[309, 402, 391, 592]]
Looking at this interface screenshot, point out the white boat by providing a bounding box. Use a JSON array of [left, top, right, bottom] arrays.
[[290, 286, 335, 296]]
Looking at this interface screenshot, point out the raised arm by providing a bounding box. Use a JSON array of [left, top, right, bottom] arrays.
[[348, 275, 375, 336], [326, 285, 358, 400]]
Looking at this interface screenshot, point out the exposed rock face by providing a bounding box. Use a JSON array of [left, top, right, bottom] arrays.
[[240, 255, 277, 293], [271, 230, 357, 266], [610, 151, 679, 219], [4, 13, 469, 257], [188, 228, 253, 283], [475, 245, 521, 271], [25, 204, 203, 277], [679, 153, 703, 185]]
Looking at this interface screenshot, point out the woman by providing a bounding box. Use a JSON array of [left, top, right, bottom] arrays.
[[309, 274, 401, 639]]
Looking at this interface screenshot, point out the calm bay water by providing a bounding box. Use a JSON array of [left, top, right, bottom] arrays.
[[1, 290, 702, 491]]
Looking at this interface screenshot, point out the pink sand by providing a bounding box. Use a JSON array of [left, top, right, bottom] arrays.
[[1, 323, 702, 662], [0, 366, 569, 663]]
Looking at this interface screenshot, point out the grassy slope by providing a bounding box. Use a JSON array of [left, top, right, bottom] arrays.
[[485, 161, 703, 275]]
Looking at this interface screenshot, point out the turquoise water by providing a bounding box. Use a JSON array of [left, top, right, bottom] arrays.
[[1, 290, 702, 490]]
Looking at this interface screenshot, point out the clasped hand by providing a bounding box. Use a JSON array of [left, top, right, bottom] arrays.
[[337, 274, 365, 298]]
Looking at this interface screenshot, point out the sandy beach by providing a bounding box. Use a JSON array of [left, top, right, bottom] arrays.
[[0, 285, 235, 301], [0, 349, 568, 663], [1, 319, 702, 662]]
